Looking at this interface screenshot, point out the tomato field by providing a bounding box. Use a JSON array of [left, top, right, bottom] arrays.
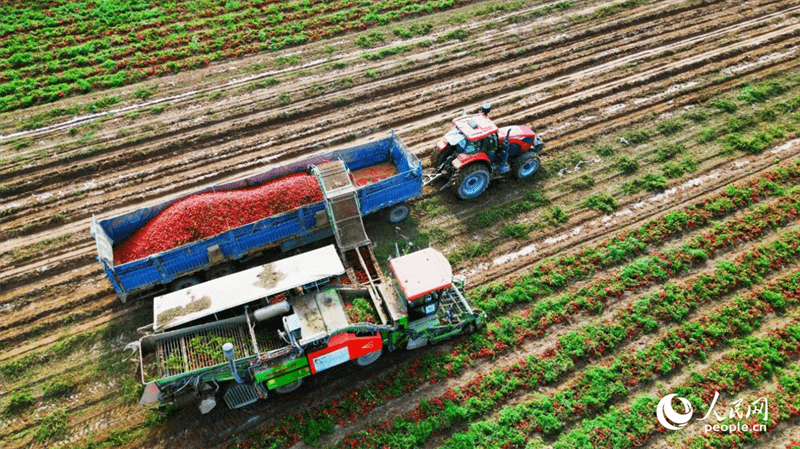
[[2, 0, 800, 448]]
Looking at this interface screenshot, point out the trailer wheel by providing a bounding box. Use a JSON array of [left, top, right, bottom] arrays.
[[387, 203, 410, 223], [171, 276, 201, 291], [274, 379, 303, 394], [206, 263, 234, 280], [354, 349, 382, 366]]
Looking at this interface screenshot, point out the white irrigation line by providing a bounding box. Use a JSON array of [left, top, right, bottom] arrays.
[[0, 57, 328, 142]]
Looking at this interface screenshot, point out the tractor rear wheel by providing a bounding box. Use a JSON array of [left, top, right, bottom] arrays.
[[453, 164, 491, 199], [512, 153, 540, 179]]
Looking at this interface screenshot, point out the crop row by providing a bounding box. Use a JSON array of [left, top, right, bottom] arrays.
[[442, 269, 800, 448], [330, 227, 800, 448], [468, 187, 800, 359], [551, 322, 800, 448], [681, 370, 800, 448], [0, 0, 475, 112], [231, 174, 800, 447], [471, 161, 800, 318], [0, 0, 440, 39]]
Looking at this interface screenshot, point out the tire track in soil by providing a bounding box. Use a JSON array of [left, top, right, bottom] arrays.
[[2, 0, 794, 264], [3, 1, 800, 447], [0, 0, 791, 242]]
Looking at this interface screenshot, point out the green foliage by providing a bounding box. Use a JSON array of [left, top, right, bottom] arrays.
[[355, 32, 385, 48], [616, 156, 639, 174], [134, 87, 153, 100], [299, 415, 335, 445], [393, 23, 433, 38], [420, 225, 449, 244], [656, 119, 683, 136], [278, 92, 292, 104], [43, 378, 77, 399], [566, 152, 585, 166], [436, 28, 469, 43], [416, 198, 445, 217], [662, 156, 697, 179], [682, 110, 708, 123], [722, 132, 772, 153], [448, 241, 496, 266], [472, 191, 548, 228], [623, 173, 668, 194], [712, 99, 737, 113], [570, 174, 595, 191], [34, 407, 69, 442], [256, 77, 280, 88], [584, 194, 618, 214], [365, 69, 378, 78], [594, 144, 615, 157], [737, 80, 787, 103], [362, 45, 412, 61], [543, 206, 569, 226], [5, 390, 34, 415], [621, 129, 652, 145], [274, 54, 301, 67], [500, 223, 533, 239], [725, 114, 757, 133], [698, 127, 717, 143], [654, 142, 685, 162]]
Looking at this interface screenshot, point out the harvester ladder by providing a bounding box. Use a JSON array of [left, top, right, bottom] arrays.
[[313, 160, 370, 255]]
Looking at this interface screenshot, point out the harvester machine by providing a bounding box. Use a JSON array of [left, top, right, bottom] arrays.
[[130, 161, 485, 414]]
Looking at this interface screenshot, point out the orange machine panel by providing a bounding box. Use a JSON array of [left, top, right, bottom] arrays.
[[307, 332, 383, 374]]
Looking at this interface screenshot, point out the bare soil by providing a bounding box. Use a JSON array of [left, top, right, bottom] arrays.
[[2, 0, 800, 447]]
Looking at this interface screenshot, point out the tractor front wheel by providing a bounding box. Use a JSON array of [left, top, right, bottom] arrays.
[[453, 164, 491, 199], [513, 153, 541, 179]]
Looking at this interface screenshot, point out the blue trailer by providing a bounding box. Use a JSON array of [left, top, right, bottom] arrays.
[[91, 132, 422, 302]]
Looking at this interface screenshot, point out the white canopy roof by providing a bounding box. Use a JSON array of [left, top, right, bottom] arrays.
[[154, 245, 345, 331], [390, 248, 452, 301]]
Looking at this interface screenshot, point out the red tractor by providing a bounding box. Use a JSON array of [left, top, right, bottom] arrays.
[[430, 106, 543, 199]]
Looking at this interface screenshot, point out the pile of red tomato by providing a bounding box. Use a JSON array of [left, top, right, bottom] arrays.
[[114, 172, 322, 265]]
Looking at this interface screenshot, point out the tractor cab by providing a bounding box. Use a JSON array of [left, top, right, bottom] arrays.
[[389, 247, 484, 348], [431, 111, 544, 200], [390, 247, 453, 320]]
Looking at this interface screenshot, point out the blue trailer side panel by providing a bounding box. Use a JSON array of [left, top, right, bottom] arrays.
[[92, 132, 421, 301]]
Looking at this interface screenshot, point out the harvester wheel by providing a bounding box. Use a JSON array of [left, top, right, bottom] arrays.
[[513, 153, 540, 179], [387, 203, 410, 223], [354, 349, 383, 366], [453, 164, 490, 199], [274, 379, 303, 394]]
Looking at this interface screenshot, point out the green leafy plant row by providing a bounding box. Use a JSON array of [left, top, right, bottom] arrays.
[[334, 228, 800, 448], [227, 163, 800, 448], [444, 270, 800, 448]]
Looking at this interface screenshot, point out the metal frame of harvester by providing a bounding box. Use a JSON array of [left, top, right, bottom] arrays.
[[131, 160, 486, 414]]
